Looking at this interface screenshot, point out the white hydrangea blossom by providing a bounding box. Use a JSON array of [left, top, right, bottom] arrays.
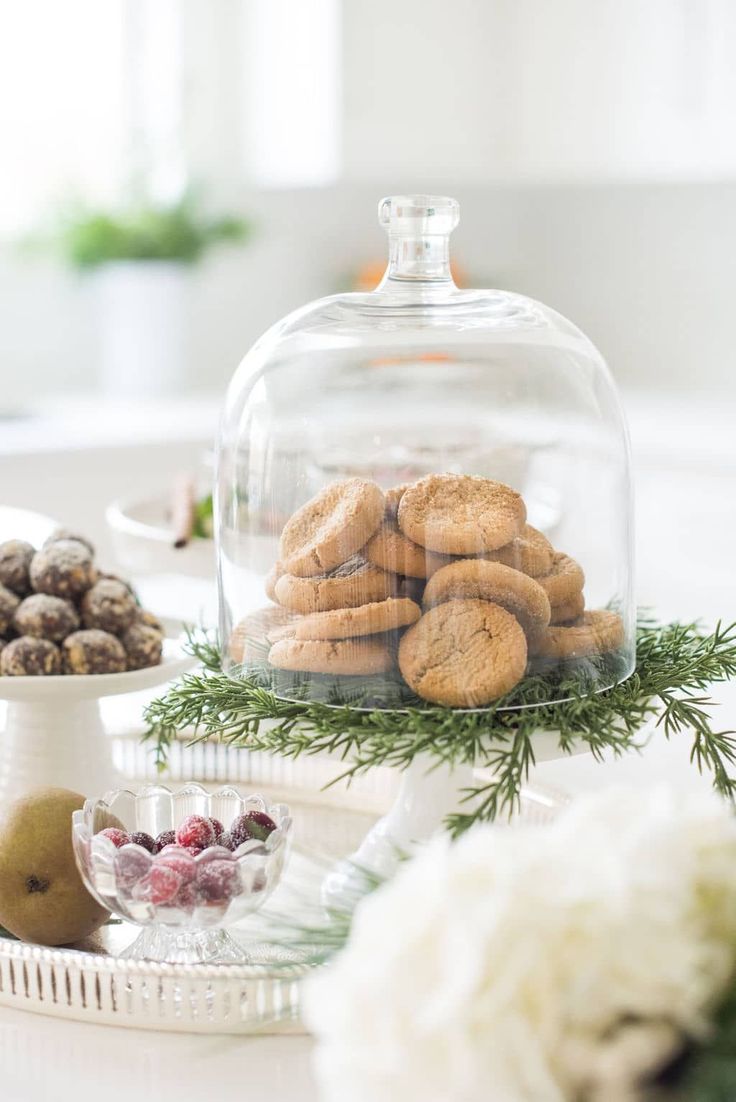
[[305, 786, 736, 1102]]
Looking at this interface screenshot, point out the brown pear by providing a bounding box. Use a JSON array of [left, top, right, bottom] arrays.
[[0, 787, 109, 945]]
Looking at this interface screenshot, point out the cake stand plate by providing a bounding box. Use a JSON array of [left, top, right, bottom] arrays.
[[0, 780, 565, 1034], [0, 640, 194, 800]]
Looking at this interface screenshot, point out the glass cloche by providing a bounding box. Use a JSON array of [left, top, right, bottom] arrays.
[[216, 195, 634, 711]]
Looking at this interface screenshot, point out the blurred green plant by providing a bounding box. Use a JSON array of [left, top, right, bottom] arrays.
[[44, 195, 250, 269]]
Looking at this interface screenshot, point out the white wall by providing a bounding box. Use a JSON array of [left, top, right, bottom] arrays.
[[1, 180, 734, 408]]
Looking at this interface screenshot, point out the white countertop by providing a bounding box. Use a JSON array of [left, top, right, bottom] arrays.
[[0, 386, 734, 1102]]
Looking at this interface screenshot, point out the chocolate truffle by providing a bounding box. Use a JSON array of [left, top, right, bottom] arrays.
[[81, 579, 138, 634], [137, 608, 164, 633], [62, 630, 127, 675], [1, 636, 61, 676], [0, 540, 35, 596], [43, 528, 95, 556], [0, 584, 20, 636], [14, 594, 80, 642], [30, 540, 97, 600], [121, 623, 163, 670]]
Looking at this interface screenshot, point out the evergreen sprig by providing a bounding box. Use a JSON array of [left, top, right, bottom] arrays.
[[144, 618, 736, 836]]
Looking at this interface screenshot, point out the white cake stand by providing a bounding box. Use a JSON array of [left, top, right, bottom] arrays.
[[0, 640, 195, 799]]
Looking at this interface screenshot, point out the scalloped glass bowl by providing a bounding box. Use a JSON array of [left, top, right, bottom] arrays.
[[72, 783, 292, 963]]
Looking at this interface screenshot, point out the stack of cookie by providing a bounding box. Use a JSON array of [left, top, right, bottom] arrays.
[[230, 474, 624, 708]]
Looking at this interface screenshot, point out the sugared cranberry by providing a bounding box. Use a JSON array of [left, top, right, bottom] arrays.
[[134, 864, 181, 905], [169, 880, 198, 911], [153, 829, 176, 853], [99, 827, 130, 848], [129, 831, 155, 853], [230, 811, 277, 847], [115, 847, 151, 891], [157, 846, 196, 883], [215, 831, 236, 851], [209, 817, 224, 838], [175, 814, 215, 851], [196, 859, 242, 903]]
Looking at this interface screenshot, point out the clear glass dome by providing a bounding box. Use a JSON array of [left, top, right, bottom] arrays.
[[216, 195, 634, 711]]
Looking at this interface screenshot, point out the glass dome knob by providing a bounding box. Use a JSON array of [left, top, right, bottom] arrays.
[[378, 194, 460, 287]]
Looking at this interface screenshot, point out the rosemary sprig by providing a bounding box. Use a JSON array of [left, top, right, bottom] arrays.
[[145, 617, 736, 836]]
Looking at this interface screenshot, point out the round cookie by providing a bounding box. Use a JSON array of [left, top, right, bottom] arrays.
[[279, 479, 385, 578], [268, 636, 393, 676], [0, 583, 20, 635], [384, 483, 410, 520], [13, 594, 79, 642], [398, 599, 527, 708], [423, 559, 550, 635], [528, 610, 624, 660], [275, 555, 397, 614], [397, 474, 526, 555], [485, 525, 554, 578], [537, 552, 585, 607], [1, 636, 61, 676], [229, 606, 298, 665], [81, 579, 138, 634], [292, 597, 421, 641], [62, 630, 127, 675], [30, 540, 97, 600], [364, 519, 452, 579], [550, 591, 585, 626], [43, 528, 95, 556], [265, 560, 285, 603], [0, 540, 35, 596], [121, 623, 163, 670]]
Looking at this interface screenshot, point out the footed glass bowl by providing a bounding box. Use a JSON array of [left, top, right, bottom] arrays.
[[72, 783, 292, 964]]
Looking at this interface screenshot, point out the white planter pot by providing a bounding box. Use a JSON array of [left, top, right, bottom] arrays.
[[94, 261, 190, 397]]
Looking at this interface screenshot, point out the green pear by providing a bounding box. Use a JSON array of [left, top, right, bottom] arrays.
[[0, 787, 109, 945]]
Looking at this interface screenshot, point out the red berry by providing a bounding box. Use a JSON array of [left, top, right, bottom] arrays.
[[175, 814, 215, 851], [196, 859, 242, 903], [134, 864, 181, 905], [209, 817, 224, 838], [153, 829, 176, 853], [156, 846, 196, 883], [99, 827, 130, 848], [169, 880, 198, 911], [230, 811, 277, 848], [215, 831, 236, 851], [129, 831, 155, 853], [115, 847, 151, 891]]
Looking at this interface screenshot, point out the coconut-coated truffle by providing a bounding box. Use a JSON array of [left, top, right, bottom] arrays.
[[121, 623, 163, 670], [43, 528, 95, 556], [1, 636, 61, 676], [0, 584, 20, 636], [62, 630, 127, 675], [0, 540, 35, 596], [81, 579, 138, 634], [14, 594, 80, 642], [30, 540, 97, 600]]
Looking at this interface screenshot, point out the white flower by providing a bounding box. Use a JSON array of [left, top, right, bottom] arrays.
[[304, 786, 736, 1102]]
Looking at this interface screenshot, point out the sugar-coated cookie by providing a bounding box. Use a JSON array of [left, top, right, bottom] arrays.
[[398, 599, 527, 707], [529, 610, 624, 659], [383, 483, 410, 521], [397, 474, 526, 554], [268, 636, 393, 676], [0, 636, 61, 676], [364, 519, 452, 579], [537, 552, 585, 607], [279, 479, 384, 578], [550, 591, 585, 625], [229, 607, 298, 664], [265, 560, 285, 603], [485, 525, 554, 578], [423, 559, 550, 635], [274, 555, 397, 614], [292, 597, 420, 640]]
